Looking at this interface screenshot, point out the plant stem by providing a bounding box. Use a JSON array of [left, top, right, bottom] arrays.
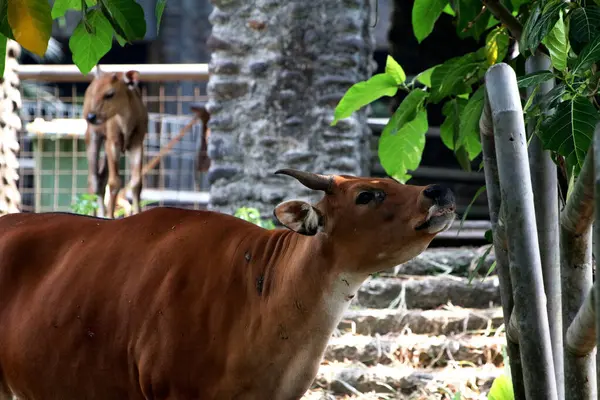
[[561, 147, 596, 400], [525, 52, 564, 399], [484, 62, 558, 400], [479, 84, 526, 400]]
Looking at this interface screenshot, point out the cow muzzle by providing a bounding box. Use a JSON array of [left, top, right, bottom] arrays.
[[416, 184, 456, 233], [86, 112, 104, 125]]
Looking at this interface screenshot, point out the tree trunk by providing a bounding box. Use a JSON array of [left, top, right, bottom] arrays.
[[206, 0, 375, 216], [0, 40, 22, 215]]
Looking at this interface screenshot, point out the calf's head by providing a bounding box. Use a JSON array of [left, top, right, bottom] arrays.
[[274, 169, 456, 272], [83, 70, 140, 125]]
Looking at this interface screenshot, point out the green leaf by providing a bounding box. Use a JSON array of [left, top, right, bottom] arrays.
[[440, 95, 481, 170], [0, 34, 6, 78], [430, 52, 484, 103], [539, 96, 600, 174], [415, 66, 436, 88], [569, 6, 600, 54], [7, 0, 52, 56], [331, 73, 399, 125], [442, 3, 455, 16], [511, 0, 528, 10], [458, 86, 484, 159], [385, 55, 406, 85], [485, 26, 509, 65], [484, 229, 493, 243], [572, 34, 600, 75], [537, 82, 565, 110], [114, 32, 127, 46], [0, 0, 13, 39], [69, 9, 113, 74], [488, 375, 515, 400], [440, 98, 467, 151], [468, 244, 493, 284], [412, 0, 448, 43], [543, 10, 569, 72], [51, 0, 82, 19], [382, 90, 429, 137], [516, 70, 554, 88], [155, 0, 166, 35], [458, 185, 486, 235], [100, 0, 146, 41], [379, 110, 429, 183], [520, 0, 566, 54]]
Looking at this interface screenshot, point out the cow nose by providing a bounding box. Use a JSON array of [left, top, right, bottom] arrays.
[[423, 184, 455, 207], [86, 113, 97, 124]]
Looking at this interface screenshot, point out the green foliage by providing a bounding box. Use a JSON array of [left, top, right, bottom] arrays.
[[488, 374, 515, 400], [538, 96, 600, 174], [0, 0, 167, 76], [331, 74, 399, 126], [333, 0, 600, 185], [69, 9, 114, 74], [71, 193, 99, 216], [70, 193, 157, 218], [155, 0, 167, 35], [234, 207, 276, 230], [411, 0, 448, 43], [543, 10, 568, 72]]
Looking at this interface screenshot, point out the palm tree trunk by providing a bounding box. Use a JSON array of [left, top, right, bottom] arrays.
[[0, 40, 22, 215], [207, 0, 375, 216]]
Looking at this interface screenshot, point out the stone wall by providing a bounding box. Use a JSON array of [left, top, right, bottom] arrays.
[[206, 0, 376, 216]]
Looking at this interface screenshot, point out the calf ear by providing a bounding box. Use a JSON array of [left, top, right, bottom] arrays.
[[274, 200, 323, 236], [124, 70, 140, 89]]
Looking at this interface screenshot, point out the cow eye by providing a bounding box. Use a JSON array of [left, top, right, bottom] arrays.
[[356, 191, 375, 205], [104, 90, 115, 100]]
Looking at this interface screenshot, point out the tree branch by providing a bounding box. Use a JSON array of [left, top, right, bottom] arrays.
[[482, 0, 523, 40]]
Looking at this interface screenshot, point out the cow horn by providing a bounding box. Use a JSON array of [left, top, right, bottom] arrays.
[[274, 169, 333, 193]]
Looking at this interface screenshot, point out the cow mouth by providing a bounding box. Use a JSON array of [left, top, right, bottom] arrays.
[[415, 204, 456, 234]]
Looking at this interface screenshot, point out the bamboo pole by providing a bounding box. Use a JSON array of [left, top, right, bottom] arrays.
[[483, 62, 558, 399], [479, 92, 525, 399], [525, 52, 563, 398]]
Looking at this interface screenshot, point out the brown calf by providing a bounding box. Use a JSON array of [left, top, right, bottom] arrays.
[[0, 169, 456, 399], [83, 67, 148, 218]]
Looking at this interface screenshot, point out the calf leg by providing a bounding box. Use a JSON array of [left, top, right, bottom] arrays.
[[105, 138, 122, 219], [127, 140, 144, 214], [86, 129, 108, 217]]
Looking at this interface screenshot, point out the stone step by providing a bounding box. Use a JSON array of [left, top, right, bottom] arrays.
[[324, 333, 506, 368], [338, 306, 504, 336], [385, 246, 496, 277], [353, 275, 500, 310], [306, 361, 503, 399]]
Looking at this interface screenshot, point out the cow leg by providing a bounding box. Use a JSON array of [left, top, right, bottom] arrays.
[[86, 129, 107, 217], [96, 152, 109, 217], [105, 138, 122, 219], [127, 138, 144, 215]]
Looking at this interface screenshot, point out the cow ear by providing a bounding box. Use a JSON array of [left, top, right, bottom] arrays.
[[124, 70, 140, 89], [274, 200, 323, 236]]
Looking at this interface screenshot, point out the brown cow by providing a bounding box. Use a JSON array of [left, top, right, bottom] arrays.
[[83, 67, 148, 219], [0, 169, 456, 400]]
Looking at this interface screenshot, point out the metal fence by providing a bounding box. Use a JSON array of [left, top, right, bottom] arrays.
[[16, 64, 210, 213]]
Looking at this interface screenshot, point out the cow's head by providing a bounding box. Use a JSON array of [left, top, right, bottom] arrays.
[[274, 169, 456, 272], [83, 70, 141, 126]]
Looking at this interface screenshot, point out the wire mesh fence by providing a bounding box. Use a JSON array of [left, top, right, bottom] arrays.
[[16, 64, 210, 213]]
